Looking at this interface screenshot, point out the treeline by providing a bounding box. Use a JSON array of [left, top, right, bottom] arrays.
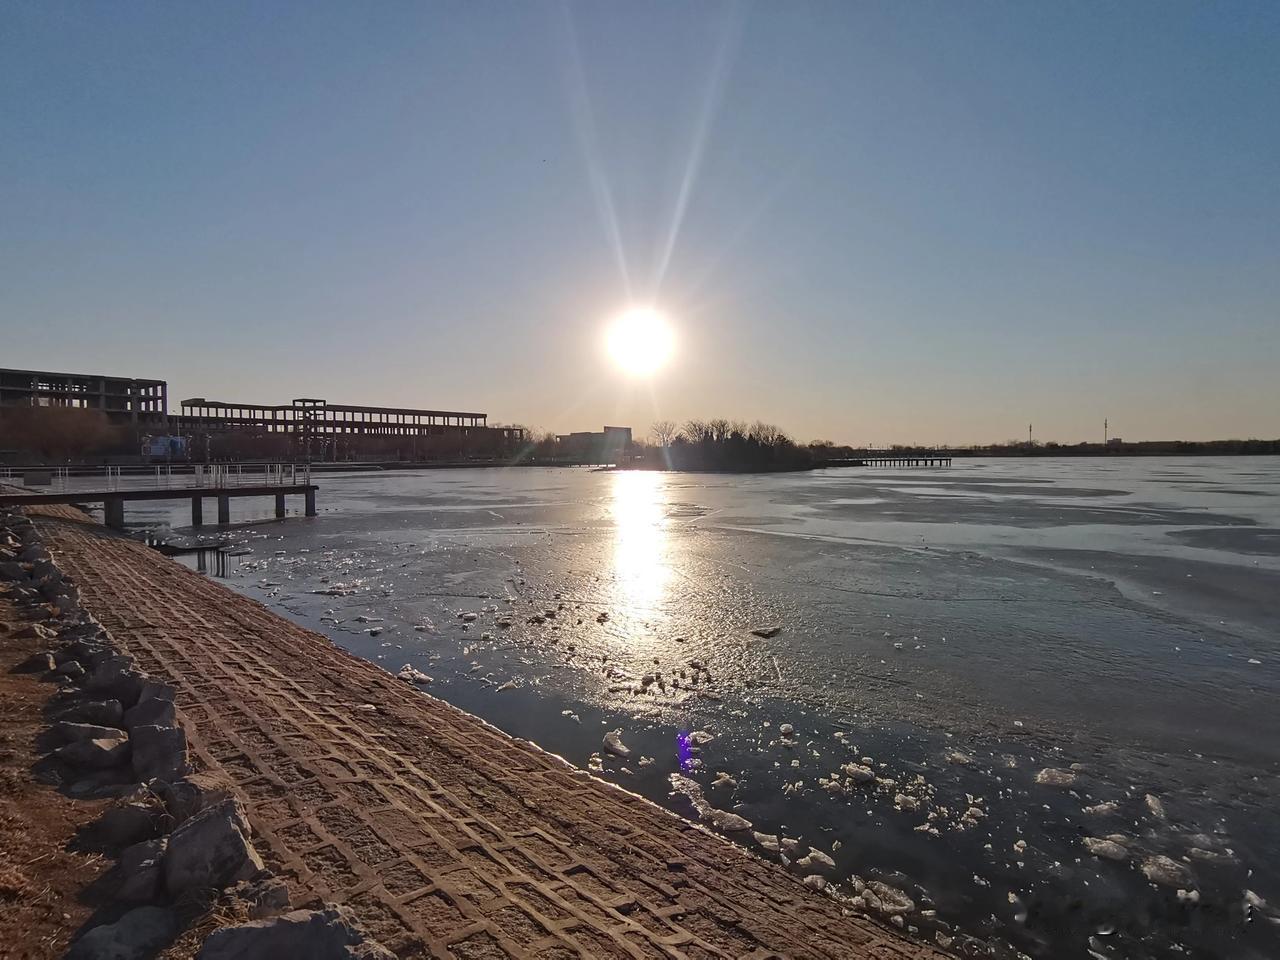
[[635, 419, 853, 472]]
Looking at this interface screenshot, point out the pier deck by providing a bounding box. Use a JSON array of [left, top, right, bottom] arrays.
[[0, 484, 319, 528], [30, 504, 945, 959]]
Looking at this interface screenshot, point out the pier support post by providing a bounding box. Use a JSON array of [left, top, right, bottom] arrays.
[[191, 497, 203, 527], [275, 493, 286, 519], [304, 488, 316, 517], [217, 495, 230, 525], [104, 498, 125, 530]]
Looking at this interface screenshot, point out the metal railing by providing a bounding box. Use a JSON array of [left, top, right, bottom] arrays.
[[12, 463, 311, 492]]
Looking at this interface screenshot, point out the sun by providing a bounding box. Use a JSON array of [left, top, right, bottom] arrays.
[[606, 307, 676, 377]]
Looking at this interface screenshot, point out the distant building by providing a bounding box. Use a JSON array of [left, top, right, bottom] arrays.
[[0, 367, 167, 426], [1107, 437, 1123, 447], [556, 425, 633, 463]]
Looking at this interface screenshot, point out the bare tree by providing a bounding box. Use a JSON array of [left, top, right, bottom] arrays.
[[650, 420, 676, 447], [682, 419, 709, 444]]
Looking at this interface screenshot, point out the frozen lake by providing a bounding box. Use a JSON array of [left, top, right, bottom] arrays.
[[118, 458, 1280, 958]]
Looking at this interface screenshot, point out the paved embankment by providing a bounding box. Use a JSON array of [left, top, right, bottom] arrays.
[[32, 505, 945, 960]]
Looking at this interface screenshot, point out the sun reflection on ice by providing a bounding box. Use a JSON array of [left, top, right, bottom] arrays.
[[609, 471, 671, 622]]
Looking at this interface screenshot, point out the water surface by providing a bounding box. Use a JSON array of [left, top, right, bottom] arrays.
[[115, 458, 1280, 958]]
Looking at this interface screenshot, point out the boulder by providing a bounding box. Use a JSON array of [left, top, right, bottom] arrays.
[[59, 638, 114, 666], [138, 678, 176, 700], [86, 657, 146, 706], [15, 651, 56, 673], [158, 770, 236, 825], [18, 544, 50, 564], [131, 724, 189, 782], [54, 660, 86, 680], [228, 877, 292, 919], [68, 769, 140, 800], [196, 907, 395, 960], [61, 699, 125, 727], [114, 837, 168, 903], [163, 798, 264, 896], [96, 802, 161, 847], [53, 721, 127, 743], [56, 734, 131, 770], [0, 560, 27, 581], [123, 697, 176, 732], [66, 905, 178, 960], [13, 622, 56, 641]]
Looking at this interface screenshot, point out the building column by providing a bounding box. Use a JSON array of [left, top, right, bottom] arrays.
[[191, 497, 203, 527], [217, 495, 230, 525], [304, 489, 317, 517], [275, 493, 286, 518]]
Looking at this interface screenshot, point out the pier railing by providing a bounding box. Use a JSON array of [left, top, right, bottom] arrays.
[[3, 462, 311, 493]]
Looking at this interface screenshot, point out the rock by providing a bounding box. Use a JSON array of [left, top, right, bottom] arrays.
[[86, 657, 146, 705], [53, 721, 125, 742], [96, 802, 161, 847], [123, 697, 176, 732], [13, 622, 56, 640], [62, 699, 125, 727], [237, 877, 292, 919], [157, 770, 235, 825], [131, 724, 189, 782], [18, 544, 50, 564], [802, 874, 826, 890], [115, 838, 168, 903], [56, 734, 131, 770], [67, 769, 139, 799], [54, 659, 86, 680], [196, 906, 394, 960], [66, 905, 179, 960], [163, 798, 264, 896], [752, 626, 782, 639], [15, 650, 56, 672], [1034, 767, 1077, 788], [135, 678, 176, 705], [602, 729, 631, 757], [60, 638, 115, 668], [0, 560, 26, 581], [1142, 855, 1195, 889], [779, 723, 795, 737], [1083, 837, 1129, 861], [1145, 793, 1167, 820]]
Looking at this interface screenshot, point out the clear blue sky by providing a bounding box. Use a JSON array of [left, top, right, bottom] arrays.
[[2, 1, 1277, 444]]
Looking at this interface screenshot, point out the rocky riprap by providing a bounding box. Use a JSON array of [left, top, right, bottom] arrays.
[[1, 507, 391, 960]]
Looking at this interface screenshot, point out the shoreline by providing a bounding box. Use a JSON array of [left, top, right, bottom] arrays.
[[9, 502, 947, 958]]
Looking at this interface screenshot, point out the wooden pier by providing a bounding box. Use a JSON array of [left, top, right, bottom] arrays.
[[0, 484, 318, 530]]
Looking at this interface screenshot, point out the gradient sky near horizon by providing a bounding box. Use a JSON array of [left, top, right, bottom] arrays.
[[2, 1, 1277, 445]]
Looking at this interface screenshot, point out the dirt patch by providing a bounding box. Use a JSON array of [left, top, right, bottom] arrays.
[[0, 597, 109, 958]]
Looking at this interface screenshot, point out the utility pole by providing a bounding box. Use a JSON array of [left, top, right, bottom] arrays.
[[1028, 423, 1032, 446], [1104, 418, 1108, 445]]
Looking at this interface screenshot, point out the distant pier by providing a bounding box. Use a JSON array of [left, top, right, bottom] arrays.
[[822, 455, 952, 468]]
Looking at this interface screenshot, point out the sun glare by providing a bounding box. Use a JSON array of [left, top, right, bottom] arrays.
[[606, 307, 675, 377]]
